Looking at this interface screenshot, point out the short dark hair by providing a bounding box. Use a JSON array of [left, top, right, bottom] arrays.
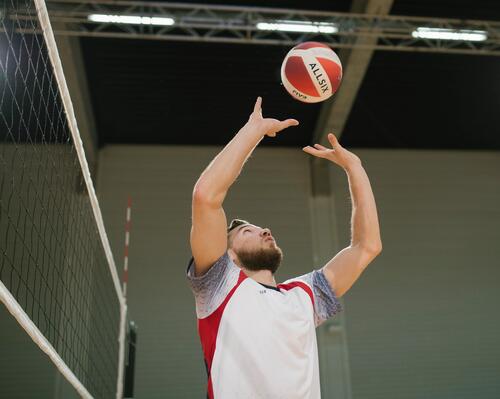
[[227, 218, 250, 233]]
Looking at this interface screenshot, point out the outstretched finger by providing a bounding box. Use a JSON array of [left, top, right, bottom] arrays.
[[313, 143, 328, 150], [278, 119, 299, 131], [302, 146, 324, 158], [285, 118, 299, 127], [327, 133, 339, 147], [253, 96, 262, 113]]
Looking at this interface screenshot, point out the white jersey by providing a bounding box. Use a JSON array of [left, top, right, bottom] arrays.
[[187, 252, 342, 399]]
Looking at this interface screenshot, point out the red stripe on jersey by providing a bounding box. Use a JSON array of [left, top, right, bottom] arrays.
[[317, 57, 342, 93], [198, 270, 247, 399], [294, 41, 331, 50], [277, 281, 315, 308], [284, 56, 319, 97]]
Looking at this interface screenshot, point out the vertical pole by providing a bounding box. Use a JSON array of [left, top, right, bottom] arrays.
[[118, 196, 132, 398], [123, 197, 132, 298]]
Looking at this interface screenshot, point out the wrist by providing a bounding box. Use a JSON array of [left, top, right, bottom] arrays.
[[342, 158, 363, 173], [242, 120, 266, 139]]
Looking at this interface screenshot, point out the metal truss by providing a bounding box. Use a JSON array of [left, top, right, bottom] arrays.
[[12, 0, 500, 55]]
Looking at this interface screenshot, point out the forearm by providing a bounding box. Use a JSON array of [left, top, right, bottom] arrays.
[[194, 122, 265, 204], [344, 162, 382, 250]]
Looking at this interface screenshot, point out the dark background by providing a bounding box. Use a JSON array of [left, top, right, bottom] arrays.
[[80, 0, 500, 150]]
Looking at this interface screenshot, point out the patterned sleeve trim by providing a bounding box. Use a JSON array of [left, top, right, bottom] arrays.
[[311, 269, 343, 327], [186, 252, 240, 319], [186, 252, 230, 294]]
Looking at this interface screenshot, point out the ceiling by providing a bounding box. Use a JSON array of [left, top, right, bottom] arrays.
[[80, 0, 500, 150]]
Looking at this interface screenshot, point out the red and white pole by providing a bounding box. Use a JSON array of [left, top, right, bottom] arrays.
[[123, 196, 132, 298]]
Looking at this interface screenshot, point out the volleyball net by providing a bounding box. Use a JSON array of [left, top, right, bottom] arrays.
[[0, 0, 126, 398]]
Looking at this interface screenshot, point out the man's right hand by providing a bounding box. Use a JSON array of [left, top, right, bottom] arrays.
[[246, 97, 299, 138]]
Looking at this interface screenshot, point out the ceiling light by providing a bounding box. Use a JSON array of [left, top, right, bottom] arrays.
[[256, 20, 338, 34], [412, 27, 487, 42], [88, 14, 174, 26]]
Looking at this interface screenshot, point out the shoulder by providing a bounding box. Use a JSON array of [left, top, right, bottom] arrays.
[[186, 251, 244, 318], [281, 269, 342, 326]]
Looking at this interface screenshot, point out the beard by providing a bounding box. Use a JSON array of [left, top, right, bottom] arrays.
[[235, 245, 283, 274]]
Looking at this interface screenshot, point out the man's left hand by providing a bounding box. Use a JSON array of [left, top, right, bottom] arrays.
[[303, 133, 361, 170]]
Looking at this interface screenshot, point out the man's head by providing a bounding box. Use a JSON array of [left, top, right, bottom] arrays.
[[227, 219, 283, 274]]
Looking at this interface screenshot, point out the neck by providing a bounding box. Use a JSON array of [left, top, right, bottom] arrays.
[[242, 268, 276, 287]]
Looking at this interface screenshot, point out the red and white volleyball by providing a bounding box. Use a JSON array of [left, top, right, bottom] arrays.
[[281, 42, 342, 103]]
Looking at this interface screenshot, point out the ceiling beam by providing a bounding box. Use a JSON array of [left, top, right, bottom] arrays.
[[11, 1, 500, 55], [312, 0, 394, 146]]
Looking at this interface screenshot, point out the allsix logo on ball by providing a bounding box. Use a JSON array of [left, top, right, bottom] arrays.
[[308, 63, 329, 94]]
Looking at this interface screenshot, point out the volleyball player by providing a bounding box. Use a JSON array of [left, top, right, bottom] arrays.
[[187, 97, 382, 398]]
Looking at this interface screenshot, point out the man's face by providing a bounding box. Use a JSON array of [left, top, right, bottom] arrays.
[[229, 224, 283, 273]]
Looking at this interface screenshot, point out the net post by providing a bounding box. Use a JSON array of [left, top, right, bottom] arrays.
[[117, 302, 128, 399], [117, 197, 132, 398]]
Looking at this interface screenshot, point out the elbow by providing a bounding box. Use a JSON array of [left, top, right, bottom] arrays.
[[372, 243, 382, 255], [192, 183, 212, 203], [192, 183, 222, 207], [357, 241, 382, 273], [359, 240, 382, 256]]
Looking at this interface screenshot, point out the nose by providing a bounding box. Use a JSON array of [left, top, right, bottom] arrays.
[[261, 228, 272, 237]]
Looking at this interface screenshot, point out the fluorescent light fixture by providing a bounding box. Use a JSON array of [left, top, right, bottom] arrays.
[[256, 20, 338, 34], [412, 27, 487, 41], [88, 14, 174, 26]]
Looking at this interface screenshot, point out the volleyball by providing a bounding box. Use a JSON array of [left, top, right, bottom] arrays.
[[280, 42, 343, 103]]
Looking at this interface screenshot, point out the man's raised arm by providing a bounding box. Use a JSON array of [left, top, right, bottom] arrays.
[[190, 97, 298, 276], [303, 133, 382, 297]]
